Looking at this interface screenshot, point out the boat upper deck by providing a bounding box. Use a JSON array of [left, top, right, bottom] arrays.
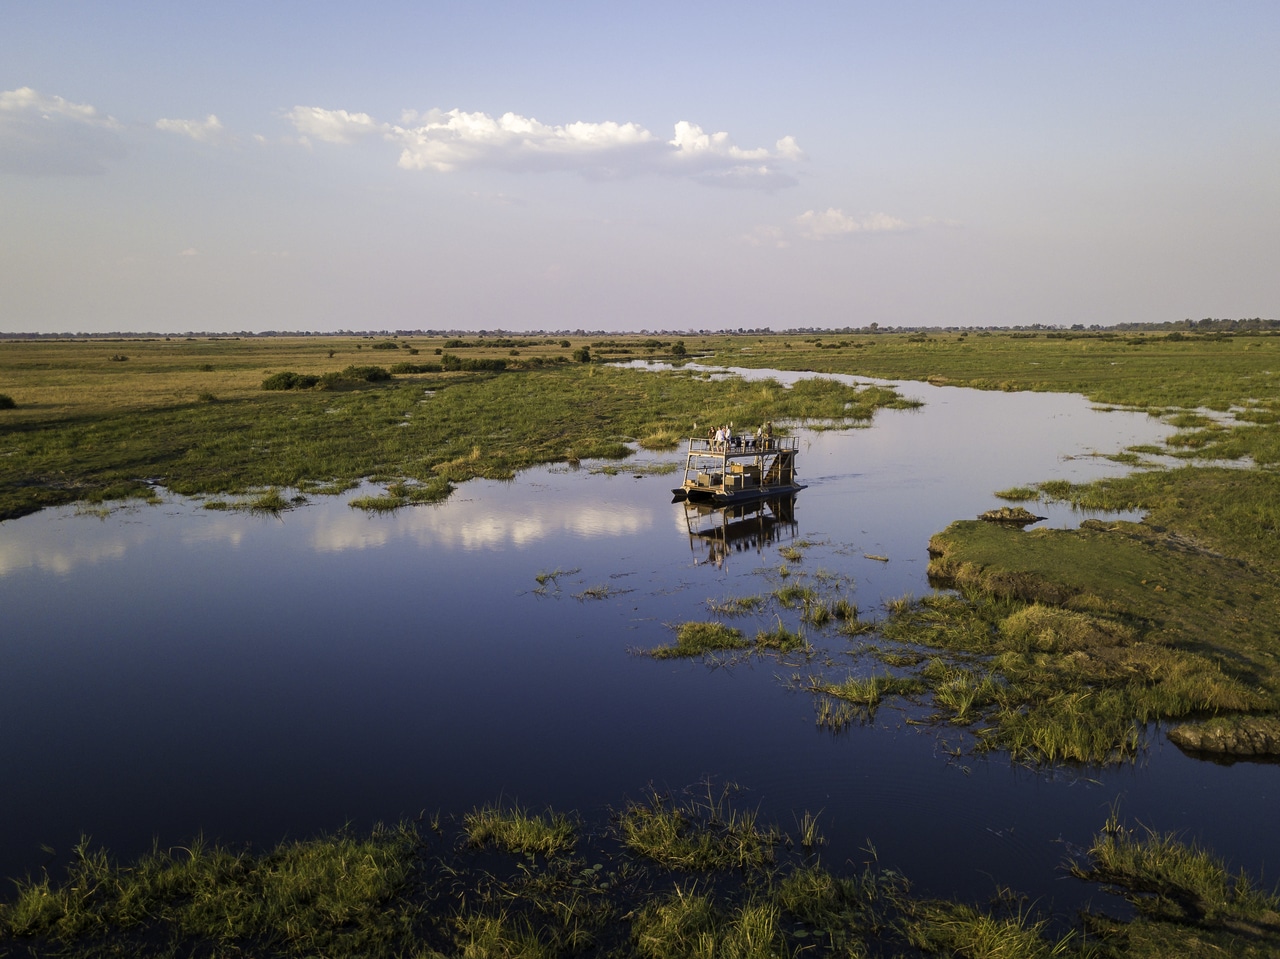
[[683, 435, 800, 458]]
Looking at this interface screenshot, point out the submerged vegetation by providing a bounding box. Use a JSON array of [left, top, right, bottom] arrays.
[[3, 797, 1274, 958]]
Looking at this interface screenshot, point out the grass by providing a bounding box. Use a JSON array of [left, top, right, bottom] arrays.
[[617, 785, 780, 872], [1070, 817, 1280, 957], [707, 594, 767, 616], [647, 621, 750, 658], [0, 335, 914, 521], [11, 803, 1253, 958], [866, 580, 1271, 764], [1, 825, 423, 957], [463, 804, 577, 857]]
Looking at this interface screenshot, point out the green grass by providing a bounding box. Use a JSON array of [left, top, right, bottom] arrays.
[[617, 786, 780, 872], [866, 577, 1272, 763], [3, 804, 1273, 958], [706, 594, 767, 616], [1070, 817, 1280, 957], [463, 804, 577, 857], [647, 621, 750, 658], [1, 825, 422, 957], [0, 336, 914, 521]]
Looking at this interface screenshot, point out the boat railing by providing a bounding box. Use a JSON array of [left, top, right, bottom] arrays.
[[687, 435, 799, 454]]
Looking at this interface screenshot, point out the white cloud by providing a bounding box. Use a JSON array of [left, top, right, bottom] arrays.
[[740, 225, 789, 248], [0, 86, 125, 175], [286, 106, 388, 145], [156, 114, 223, 143], [794, 208, 910, 240], [179, 247, 199, 256], [287, 104, 801, 188], [391, 109, 658, 174]]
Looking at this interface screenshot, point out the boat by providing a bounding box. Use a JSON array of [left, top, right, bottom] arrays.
[[671, 434, 805, 504]]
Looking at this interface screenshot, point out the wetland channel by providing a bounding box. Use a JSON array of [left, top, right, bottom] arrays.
[[1, 370, 1275, 919]]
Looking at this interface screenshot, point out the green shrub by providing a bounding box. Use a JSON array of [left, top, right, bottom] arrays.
[[440, 354, 506, 372], [261, 371, 319, 390], [371, 341, 400, 350], [0, 393, 15, 409], [340, 365, 392, 382]]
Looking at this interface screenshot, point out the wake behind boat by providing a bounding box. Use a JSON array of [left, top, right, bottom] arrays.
[[671, 433, 805, 505]]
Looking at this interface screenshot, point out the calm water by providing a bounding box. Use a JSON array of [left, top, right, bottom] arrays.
[[2, 375, 1276, 914]]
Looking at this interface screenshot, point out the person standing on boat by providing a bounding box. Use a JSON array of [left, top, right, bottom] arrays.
[[714, 426, 725, 448]]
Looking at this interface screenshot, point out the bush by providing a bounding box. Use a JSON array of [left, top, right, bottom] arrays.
[[0, 393, 15, 409], [371, 341, 400, 350], [573, 346, 591, 363], [340, 365, 392, 382], [262, 371, 319, 390], [440, 354, 506, 373]]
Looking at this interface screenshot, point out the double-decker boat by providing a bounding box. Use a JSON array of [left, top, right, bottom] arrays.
[[671, 434, 805, 504]]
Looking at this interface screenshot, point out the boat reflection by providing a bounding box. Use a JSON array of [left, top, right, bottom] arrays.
[[684, 496, 799, 569]]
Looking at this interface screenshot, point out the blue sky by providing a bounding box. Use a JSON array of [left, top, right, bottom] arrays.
[[2, 2, 1276, 333]]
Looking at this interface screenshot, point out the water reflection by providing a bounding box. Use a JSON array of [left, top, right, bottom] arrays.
[[0, 475, 660, 578], [683, 497, 799, 569]]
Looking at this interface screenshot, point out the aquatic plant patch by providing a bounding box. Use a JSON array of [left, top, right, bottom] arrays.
[[6, 802, 1266, 958]]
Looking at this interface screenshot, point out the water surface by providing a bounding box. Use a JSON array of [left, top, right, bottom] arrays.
[[2, 376, 1274, 915]]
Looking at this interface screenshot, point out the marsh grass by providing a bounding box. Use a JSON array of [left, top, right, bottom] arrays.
[[588, 460, 678, 476], [463, 804, 577, 857], [238, 489, 292, 513], [754, 620, 808, 654], [864, 577, 1272, 763], [349, 477, 452, 512], [1, 825, 422, 956], [707, 594, 766, 616], [534, 566, 579, 587], [574, 584, 619, 601], [648, 622, 749, 658], [617, 786, 780, 871], [4, 802, 1273, 958], [899, 897, 1085, 959], [807, 674, 924, 717], [1071, 817, 1280, 952], [995, 486, 1040, 502], [632, 888, 786, 959], [814, 696, 861, 732], [772, 584, 816, 608], [0, 337, 914, 521]]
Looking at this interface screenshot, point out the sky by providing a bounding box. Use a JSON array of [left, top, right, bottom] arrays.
[[2, 1, 1277, 334]]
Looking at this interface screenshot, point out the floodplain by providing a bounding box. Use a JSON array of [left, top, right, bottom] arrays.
[[2, 329, 1279, 957]]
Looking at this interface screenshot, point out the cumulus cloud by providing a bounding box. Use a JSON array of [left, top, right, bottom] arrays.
[[156, 114, 224, 143], [286, 104, 801, 188], [0, 86, 125, 175], [794, 208, 910, 240], [286, 106, 388, 145]]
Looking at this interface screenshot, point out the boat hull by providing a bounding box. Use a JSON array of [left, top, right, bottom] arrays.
[[672, 482, 806, 505]]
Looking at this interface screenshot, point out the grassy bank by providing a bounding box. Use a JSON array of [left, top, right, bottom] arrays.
[[4, 794, 1274, 958], [0, 336, 913, 521]]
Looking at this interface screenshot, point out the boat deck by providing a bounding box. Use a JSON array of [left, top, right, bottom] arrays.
[[672, 435, 805, 504]]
